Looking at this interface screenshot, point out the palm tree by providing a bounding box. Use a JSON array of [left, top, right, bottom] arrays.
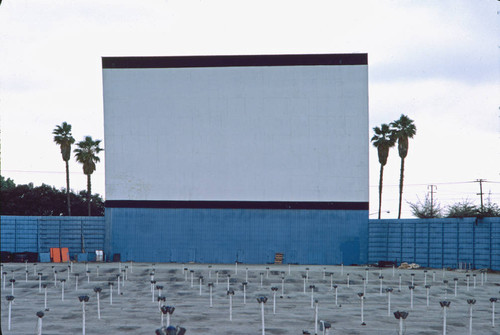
[[53, 122, 75, 216], [390, 114, 416, 219], [74, 136, 103, 216], [371, 123, 396, 219]]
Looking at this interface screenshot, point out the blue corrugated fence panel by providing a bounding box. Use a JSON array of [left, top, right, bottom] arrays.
[[1, 216, 105, 259], [0, 217, 39, 252], [369, 218, 500, 270]]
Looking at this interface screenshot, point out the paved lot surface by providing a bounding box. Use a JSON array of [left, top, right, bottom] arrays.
[[1, 262, 499, 334]]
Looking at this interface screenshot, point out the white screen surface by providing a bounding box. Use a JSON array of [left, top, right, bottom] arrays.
[[103, 61, 368, 202]]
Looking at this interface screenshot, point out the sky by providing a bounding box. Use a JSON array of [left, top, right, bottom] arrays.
[[1, 0, 499, 218]]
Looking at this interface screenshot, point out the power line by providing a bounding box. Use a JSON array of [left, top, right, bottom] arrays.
[[369, 181, 479, 187], [2, 170, 497, 185], [2, 169, 103, 175]]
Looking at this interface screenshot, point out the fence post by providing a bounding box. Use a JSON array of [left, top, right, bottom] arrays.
[[59, 219, 62, 252], [427, 221, 430, 267], [14, 219, 17, 253], [489, 219, 492, 270], [37, 218, 40, 255], [400, 221, 403, 265], [456, 221, 460, 269], [385, 220, 389, 261], [472, 220, 476, 270], [441, 221, 444, 268], [413, 221, 417, 263], [81, 219, 85, 253]]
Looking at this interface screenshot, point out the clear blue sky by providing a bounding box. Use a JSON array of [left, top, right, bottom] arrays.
[[1, 0, 498, 218]]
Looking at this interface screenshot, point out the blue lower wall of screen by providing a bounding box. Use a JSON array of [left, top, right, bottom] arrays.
[[105, 208, 369, 265]]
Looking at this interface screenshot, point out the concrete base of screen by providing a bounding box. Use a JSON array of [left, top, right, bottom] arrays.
[[105, 206, 368, 265]]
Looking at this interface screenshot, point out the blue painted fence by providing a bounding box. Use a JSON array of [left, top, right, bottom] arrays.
[[0, 216, 105, 260], [368, 217, 500, 270], [3, 215, 499, 269]]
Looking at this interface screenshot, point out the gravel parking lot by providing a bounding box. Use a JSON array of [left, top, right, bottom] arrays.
[[1, 262, 499, 334]]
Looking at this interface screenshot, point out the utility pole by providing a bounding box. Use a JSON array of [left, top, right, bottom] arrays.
[[476, 179, 485, 211], [476, 179, 485, 212], [428, 185, 437, 217]]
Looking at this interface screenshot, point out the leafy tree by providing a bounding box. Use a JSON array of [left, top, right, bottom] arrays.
[[0, 176, 104, 216], [445, 198, 500, 218], [480, 196, 500, 217], [74, 136, 103, 216], [1, 175, 16, 190], [69, 191, 104, 216], [53, 122, 75, 216], [371, 123, 396, 219], [445, 200, 479, 218], [408, 195, 442, 218], [390, 114, 417, 219]]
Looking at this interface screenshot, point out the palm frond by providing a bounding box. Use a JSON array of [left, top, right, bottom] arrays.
[[53, 122, 75, 162], [390, 114, 416, 139], [74, 136, 103, 175]]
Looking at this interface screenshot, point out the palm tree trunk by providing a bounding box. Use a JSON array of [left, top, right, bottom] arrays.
[[398, 157, 405, 219], [65, 160, 71, 216], [87, 174, 92, 216], [378, 164, 384, 220]]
